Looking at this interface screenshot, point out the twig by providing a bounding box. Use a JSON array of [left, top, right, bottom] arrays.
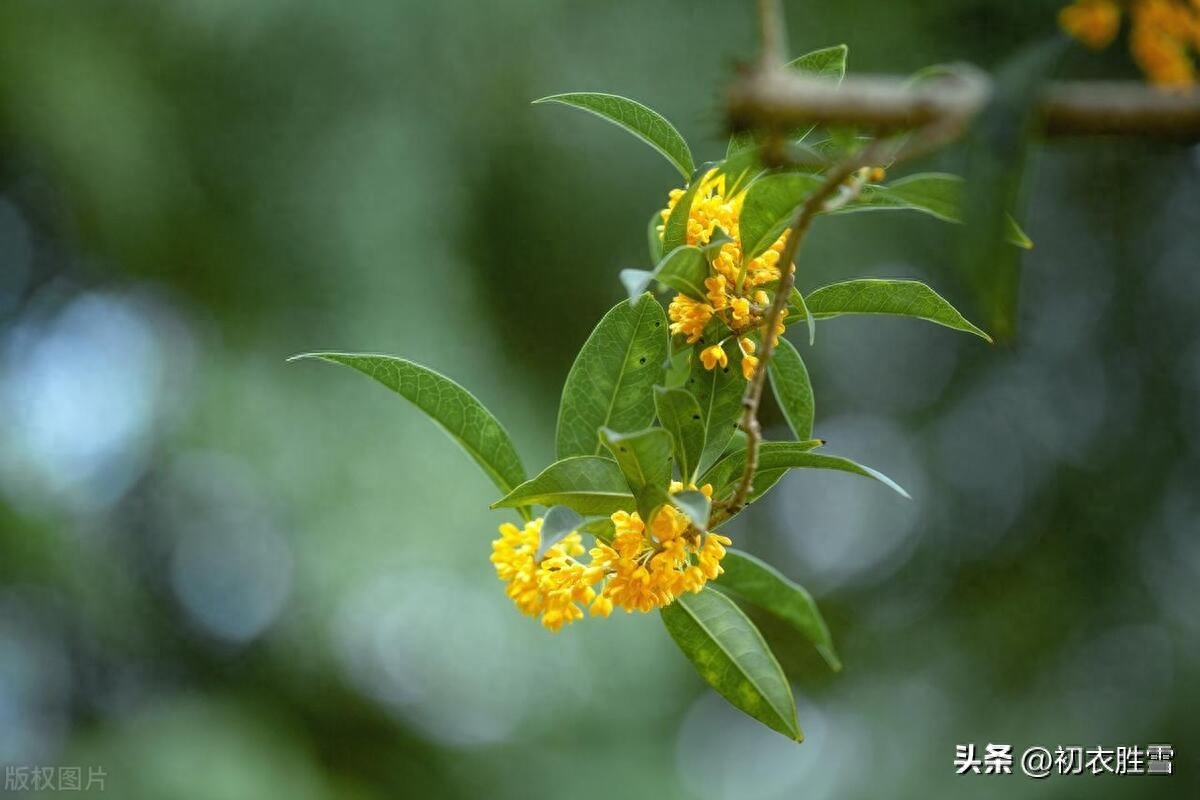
[[729, 71, 1200, 139], [757, 0, 787, 67], [724, 142, 886, 515]]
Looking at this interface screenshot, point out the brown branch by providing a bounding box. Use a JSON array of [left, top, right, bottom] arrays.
[[729, 71, 1200, 140], [757, 0, 786, 67], [723, 144, 884, 515]]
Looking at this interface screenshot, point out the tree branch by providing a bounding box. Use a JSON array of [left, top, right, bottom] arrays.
[[723, 143, 885, 516], [729, 71, 1200, 140]]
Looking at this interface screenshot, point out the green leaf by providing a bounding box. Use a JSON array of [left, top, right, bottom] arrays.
[[701, 443, 908, 502], [537, 505, 585, 560], [492, 456, 633, 515], [647, 209, 664, 263], [670, 489, 711, 531], [661, 169, 708, 253], [686, 342, 746, 476], [290, 353, 525, 496], [533, 92, 694, 178], [804, 279, 991, 342], [664, 347, 692, 390], [661, 587, 801, 741], [727, 44, 848, 157], [557, 296, 669, 459], [716, 550, 841, 672], [600, 427, 673, 523], [716, 147, 765, 197], [579, 515, 616, 543], [739, 172, 823, 262], [700, 440, 824, 503], [845, 173, 1031, 249], [657, 247, 710, 299], [621, 245, 710, 304], [767, 338, 814, 440], [787, 287, 816, 346], [654, 386, 706, 483]]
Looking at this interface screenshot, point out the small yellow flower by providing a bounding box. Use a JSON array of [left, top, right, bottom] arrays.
[[705, 274, 729, 310], [739, 337, 759, 380], [700, 343, 728, 371], [668, 294, 714, 344], [1060, 0, 1200, 87], [658, 173, 792, 376], [1060, 0, 1122, 48], [491, 518, 595, 632]]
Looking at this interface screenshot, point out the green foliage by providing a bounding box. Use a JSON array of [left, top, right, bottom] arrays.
[[802, 279, 992, 341], [727, 44, 848, 158], [767, 338, 815, 440], [493, 457, 632, 515], [538, 506, 587, 560], [533, 92, 694, 178], [661, 588, 802, 740], [701, 443, 910, 505], [556, 296, 668, 459], [845, 173, 1031, 248], [716, 550, 841, 672], [303, 36, 1025, 743], [654, 386, 706, 483], [600, 427, 674, 523], [686, 341, 746, 476], [290, 353, 526, 496], [739, 173, 824, 262], [661, 168, 709, 253], [620, 245, 709, 304]]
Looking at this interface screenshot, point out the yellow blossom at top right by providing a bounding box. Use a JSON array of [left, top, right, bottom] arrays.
[[1060, 0, 1200, 88]]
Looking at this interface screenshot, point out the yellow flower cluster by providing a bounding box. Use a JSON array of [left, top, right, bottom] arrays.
[[1060, 0, 1200, 87], [659, 170, 789, 380], [490, 483, 732, 630], [490, 518, 603, 632]]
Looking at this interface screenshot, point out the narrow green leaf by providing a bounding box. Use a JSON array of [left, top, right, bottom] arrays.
[[963, 39, 1063, 341], [664, 347, 692, 390], [787, 287, 816, 346], [661, 587, 801, 741], [702, 444, 910, 502], [767, 338, 815, 440], [492, 456, 633, 515], [670, 489, 711, 531], [661, 170, 707, 254], [537, 506, 585, 560], [700, 440, 823, 502], [556, 296, 669, 459], [600, 427, 673, 523], [686, 342, 746, 476], [716, 146, 764, 197], [805, 279, 991, 342], [727, 44, 848, 157], [843, 173, 1031, 248], [619, 269, 654, 302], [290, 353, 525, 495], [739, 173, 824, 262], [654, 386, 706, 483], [789, 43, 849, 81], [627, 245, 709, 303], [579, 515, 616, 543], [716, 550, 841, 672], [647, 209, 664, 263], [533, 92, 694, 178]]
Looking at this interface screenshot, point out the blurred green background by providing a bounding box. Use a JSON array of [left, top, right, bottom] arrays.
[[1, 0, 1197, 797]]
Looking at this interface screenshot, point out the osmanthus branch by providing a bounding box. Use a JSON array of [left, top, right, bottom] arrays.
[[723, 140, 889, 517], [757, 0, 787, 68], [729, 71, 1200, 140]]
